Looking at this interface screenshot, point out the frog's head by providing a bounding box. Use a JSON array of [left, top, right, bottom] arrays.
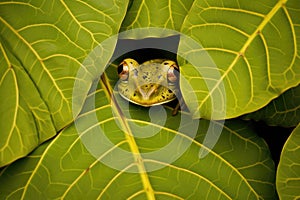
[[117, 58, 180, 107], [117, 58, 139, 81]]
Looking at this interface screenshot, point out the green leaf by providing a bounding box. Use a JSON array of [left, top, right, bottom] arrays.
[[0, 0, 130, 166], [0, 71, 276, 199], [276, 123, 300, 199], [178, 0, 300, 119], [244, 84, 300, 127], [121, 0, 194, 32], [0, 141, 50, 198], [0, 0, 129, 129], [0, 45, 55, 167]]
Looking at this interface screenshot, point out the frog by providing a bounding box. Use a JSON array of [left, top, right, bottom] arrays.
[[117, 58, 180, 110]]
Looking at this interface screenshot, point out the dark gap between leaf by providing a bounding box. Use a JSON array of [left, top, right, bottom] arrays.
[[110, 35, 180, 63], [252, 120, 293, 168]]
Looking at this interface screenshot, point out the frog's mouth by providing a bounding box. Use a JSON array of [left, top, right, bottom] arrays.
[[130, 83, 176, 106]]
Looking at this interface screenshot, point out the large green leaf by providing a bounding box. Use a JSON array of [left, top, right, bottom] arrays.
[[244, 84, 300, 127], [276, 123, 300, 199], [178, 0, 300, 119], [0, 71, 276, 199], [0, 0, 130, 166]]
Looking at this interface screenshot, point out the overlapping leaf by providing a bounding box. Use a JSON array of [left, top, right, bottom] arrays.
[[0, 0, 130, 166], [178, 0, 300, 119], [121, 0, 194, 32], [0, 45, 55, 167], [0, 69, 276, 199], [244, 84, 300, 127], [276, 123, 300, 199]]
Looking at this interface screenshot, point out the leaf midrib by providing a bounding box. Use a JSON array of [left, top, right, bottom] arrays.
[[100, 74, 156, 200]]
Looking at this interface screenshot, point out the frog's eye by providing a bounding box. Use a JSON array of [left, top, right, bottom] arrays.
[[118, 58, 139, 81], [118, 61, 129, 81], [164, 62, 179, 83]]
